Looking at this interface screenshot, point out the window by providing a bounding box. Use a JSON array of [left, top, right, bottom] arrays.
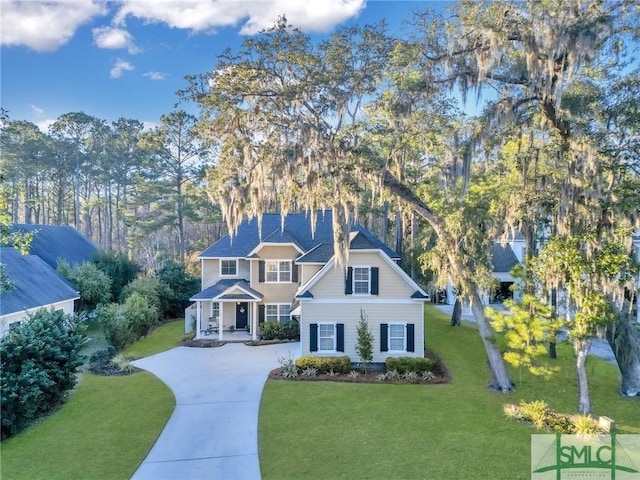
[[265, 260, 291, 282], [210, 302, 220, 319], [266, 304, 291, 322], [9, 321, 21, 332], [319, 324, 335, 351], [220, 259, 237, 276], [389, 324, 405, 351], [353, 267, 370, 294]]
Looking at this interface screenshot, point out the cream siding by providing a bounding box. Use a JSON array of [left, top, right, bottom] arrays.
[[201, 258, 251, 289], [0, 299, 76, 338], [299, 302, 424, 363], [310, 251, 415, 300], [300, 264, 322, 284], [249, 245, 301, 304]]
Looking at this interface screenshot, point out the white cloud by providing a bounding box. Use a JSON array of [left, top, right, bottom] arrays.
[[110, 59, 134, 79], [113, 0, 365, 34], [92, 26, 141, 54], [36, 119, 56, 133], [142, 121, 160, 132], [30, 104, 45, 115], [143, 71, 168, 81], [1, 0, 106, 52]]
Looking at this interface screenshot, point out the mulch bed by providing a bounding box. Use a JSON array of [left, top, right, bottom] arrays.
[[268, 368, 450, 384]]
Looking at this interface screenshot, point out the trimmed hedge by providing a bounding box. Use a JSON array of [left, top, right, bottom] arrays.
[[295, 356, 351, 374], [386, 356, 435, 374], [260, 321, 299, 341]]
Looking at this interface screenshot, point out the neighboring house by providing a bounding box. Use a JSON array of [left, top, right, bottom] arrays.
[[10, 224, 98, 269], [189, 211, 429, 362], [0, 247, 80, 337]]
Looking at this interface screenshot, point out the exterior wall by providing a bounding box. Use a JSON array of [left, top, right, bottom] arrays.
[[300, 264, 322, 285], [299, 301, 424, 363], [249, 245, 301, 304], [0, 299, 76, 338], [201, 258, 250, 289], [310, 251, 415, 300]]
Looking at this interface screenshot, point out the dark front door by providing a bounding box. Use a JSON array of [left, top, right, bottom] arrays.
[[236, 302, 248, 329]]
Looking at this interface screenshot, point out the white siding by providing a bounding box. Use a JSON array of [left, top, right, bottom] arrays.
[[0, 300, 76, 338]]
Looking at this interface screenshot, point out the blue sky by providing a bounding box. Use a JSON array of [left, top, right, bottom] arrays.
[[1, 1, 448, 132]]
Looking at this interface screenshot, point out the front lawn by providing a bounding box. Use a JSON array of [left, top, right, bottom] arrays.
[[1, 372, 174, 480], [258, 305, 640, 479], [122, 318, 192, 358]]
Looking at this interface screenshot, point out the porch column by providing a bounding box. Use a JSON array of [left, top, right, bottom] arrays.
[[218, 302, 224, 341], [252, 302, 258, 341], [197, 301, 202, 339]]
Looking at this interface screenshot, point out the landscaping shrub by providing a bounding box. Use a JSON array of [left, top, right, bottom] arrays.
[[98, 303, 135, 351], [89, 345, 117, 372], [260, 321, 299, 341], [295, 356, 352, 374], [0, 309, 84, 439], [120, 276, 172, 319], [124, 292, 159, 339], [386, 357, 435, 374]]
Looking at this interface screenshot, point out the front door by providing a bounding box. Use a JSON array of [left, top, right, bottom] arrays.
[[235, 302, 248, 329]]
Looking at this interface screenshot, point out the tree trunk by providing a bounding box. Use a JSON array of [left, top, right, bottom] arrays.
[[606, 311, 640, 397], [575, 338, 592, 414], [382, 169, 514, 393], [450, 297, 462, 327]]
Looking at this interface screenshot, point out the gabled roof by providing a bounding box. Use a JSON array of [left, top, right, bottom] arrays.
[[190, 279, 263, 301], [491, 243, 520, 273], [296, 243, 334, 264], [199, 211, 398, 260], [10, 224, 98, 269], [1, 247, 79, 316]]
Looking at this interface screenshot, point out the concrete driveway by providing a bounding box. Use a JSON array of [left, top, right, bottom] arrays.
[[131, 342, 301, 480]]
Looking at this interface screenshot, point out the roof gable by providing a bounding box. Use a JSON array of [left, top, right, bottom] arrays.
[[11, 224, 98, 269], [491, 243, 520, 273], [1, 248, 79, 316]]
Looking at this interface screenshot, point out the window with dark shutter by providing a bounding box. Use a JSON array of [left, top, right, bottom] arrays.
[[370, 267, 379, 295], [292, 264, 299, 283], [310, 323, 318, 352], [345, 267, 353, 295], [380, 323, 388, 352], [336, 323, 344, 352], [406, 323, 415, 352], [258, 261, 265, 282]]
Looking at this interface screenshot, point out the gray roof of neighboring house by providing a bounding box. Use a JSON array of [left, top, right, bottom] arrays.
[[199, 211, 398, 260], [491, 243, 520, 273], [10, 224, 98, 269], [190, 279, 263, 301], [1, 247, 79, 316]]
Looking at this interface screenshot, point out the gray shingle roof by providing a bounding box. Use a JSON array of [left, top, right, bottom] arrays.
[[296, 243, 335, 264], [199, 211, 398, 260], [190, 279, 263, 301], [11, 224, 98, 269], [1, 247, 79, 316], [491, 243, 520, 273]]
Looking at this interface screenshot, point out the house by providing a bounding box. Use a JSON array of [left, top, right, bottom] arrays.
[[188, 211, 429, 362], [0, 247, 80, 336], [10, 224, 98, 269]]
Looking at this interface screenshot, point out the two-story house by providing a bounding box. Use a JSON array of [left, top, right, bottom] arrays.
[[189, 211, 429, 362]]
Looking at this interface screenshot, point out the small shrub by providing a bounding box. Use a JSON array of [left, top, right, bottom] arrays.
[[98, 303, 135, 351], [503, 404, 522, 421], [386, 369, 400, 380], [260, 320, 299, 341], [386, 356, 435, 374], [301, 366, 318, 377], [278, 354, 299, 378], [89, 345, 117, 372], [571, 414, 600, 439], [376, 372, 388, 381], [402, 371, 419, 382], [110, 354, 135, 374], [519, 400, 550, 429], [295, 356, 351, 374], [348, 370, 360, 378], [421, 371, 436, 382], [327, 369, 337, 377], [546, 412, 574, 433]]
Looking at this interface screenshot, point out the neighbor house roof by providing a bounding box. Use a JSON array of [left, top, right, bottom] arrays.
[[199, 211, 399, 260], [11, 224, 98, 269], [1, 247, 79, 316], [491, 243, 520, 273]]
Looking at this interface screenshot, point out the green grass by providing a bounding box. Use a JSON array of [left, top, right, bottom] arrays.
[[122, 319, 193, 359], [1, 372, 174, 480], [259, 304, 640, 480]]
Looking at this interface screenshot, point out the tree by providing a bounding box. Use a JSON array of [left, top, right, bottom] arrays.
[[92, 250, 140, 302], [58, 261, 112, 312], [157, 261, 201, 318], [1, 309, 84, 438], [185, 17, 515, 392], [355, 309, 374, 373], [119, 275, 172, 319]]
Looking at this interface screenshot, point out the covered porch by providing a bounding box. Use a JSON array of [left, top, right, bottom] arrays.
[[189, 280, 263, 341]]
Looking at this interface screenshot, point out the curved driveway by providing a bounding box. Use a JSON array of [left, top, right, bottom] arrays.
[[131, 342, 300, 480]]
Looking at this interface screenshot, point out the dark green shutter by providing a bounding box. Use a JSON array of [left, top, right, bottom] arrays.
[[336, 324, 344, 352], [345, 267, 353, 295], [406, 324, 415, 352], [380, 323, 388, 352], [258, 305, 265, 323], [292, 263, 298, 283], [310, 323, 318, 352], [370, 267, 379, 295], [258, 261, 265, 282]]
